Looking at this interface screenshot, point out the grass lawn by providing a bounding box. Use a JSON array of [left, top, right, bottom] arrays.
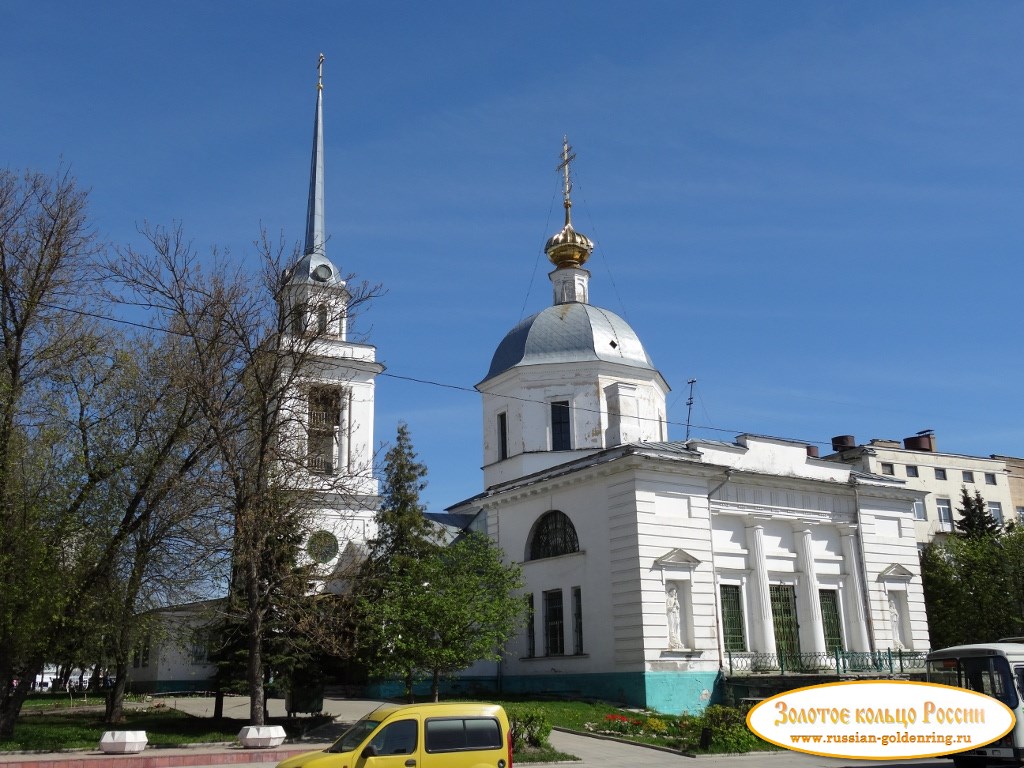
[[18, 693, 109, 711], [1, 705, 328, 752]]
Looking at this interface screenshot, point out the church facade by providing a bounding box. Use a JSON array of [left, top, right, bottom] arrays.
[[447, 141, 929, 714]]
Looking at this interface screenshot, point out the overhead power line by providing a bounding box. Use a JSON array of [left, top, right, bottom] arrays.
[[29, 297, 837, 449]]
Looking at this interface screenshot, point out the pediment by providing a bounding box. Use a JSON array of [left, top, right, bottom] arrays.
[[654, 548, 701, 570], [877, 563, 914, 582]]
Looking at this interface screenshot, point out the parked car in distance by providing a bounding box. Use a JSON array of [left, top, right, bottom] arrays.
[[275, 701, 512, 768]]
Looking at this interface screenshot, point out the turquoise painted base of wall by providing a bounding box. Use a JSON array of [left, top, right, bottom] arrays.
[[366, 676, 499, 701], [367, 670, 723, 715]]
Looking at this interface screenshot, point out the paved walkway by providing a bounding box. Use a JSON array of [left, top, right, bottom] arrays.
[[0, 696, 955, 768]]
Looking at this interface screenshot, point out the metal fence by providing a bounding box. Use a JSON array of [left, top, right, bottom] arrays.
[[726, 648, 929, 676]]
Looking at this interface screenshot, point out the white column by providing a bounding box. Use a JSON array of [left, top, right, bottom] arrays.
[[745, 523, 776, 654], [841, 530, 871, 651], [795, 527, 826, 654], [337, 388, 350, 474]]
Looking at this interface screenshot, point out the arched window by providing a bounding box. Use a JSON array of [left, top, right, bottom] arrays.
[[527, 510, 579, 561]]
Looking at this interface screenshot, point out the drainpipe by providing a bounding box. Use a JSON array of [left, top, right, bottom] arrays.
[[707, 469, 733, 671], [852, 485, 877, 652]]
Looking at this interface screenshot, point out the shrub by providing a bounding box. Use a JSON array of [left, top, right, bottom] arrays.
[[694, 705, 766, 753], [506, 705, 552, 751], [645, 716, 668, 735]]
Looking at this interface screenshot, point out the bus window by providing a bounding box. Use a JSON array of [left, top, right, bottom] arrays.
[[960, 656, 1018, 708]]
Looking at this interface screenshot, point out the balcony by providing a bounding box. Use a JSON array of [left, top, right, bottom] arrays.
[[308, 454, 334, 474], [309, 411, 336, 429], [725, 648, 928, 676]]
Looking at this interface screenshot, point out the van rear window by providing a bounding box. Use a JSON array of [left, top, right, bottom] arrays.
[[425, 717, 502, 752]]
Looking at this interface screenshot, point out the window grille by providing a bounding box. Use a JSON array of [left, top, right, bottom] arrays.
[[820, 589, 844, 651], [527, 511, 579, 560], [544, 590, 564, 656], [720, 585, 746, 652]]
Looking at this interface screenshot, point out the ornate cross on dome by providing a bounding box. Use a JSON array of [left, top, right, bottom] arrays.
[[317, 52, 324, 90], [556, 135, 576, 222]]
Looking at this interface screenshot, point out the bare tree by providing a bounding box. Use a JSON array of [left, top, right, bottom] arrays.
[[109, 223, 381, 724]]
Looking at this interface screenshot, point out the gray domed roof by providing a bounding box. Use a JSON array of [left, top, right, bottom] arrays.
[[483, 303, 656, 382]]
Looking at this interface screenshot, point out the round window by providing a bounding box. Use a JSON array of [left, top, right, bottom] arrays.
[[307, 530, 339, 563], [312, 264, 333, 282]]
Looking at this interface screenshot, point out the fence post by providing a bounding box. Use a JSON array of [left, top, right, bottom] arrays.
[[728, 651, 733, 675], [779, 653, 785, 675], [887, 648, 893, 674], [898, 648, 904, 674]]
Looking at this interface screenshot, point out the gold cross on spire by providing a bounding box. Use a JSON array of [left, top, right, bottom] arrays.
[[317, 52, 325, 90], [556, 135, 576, 225]]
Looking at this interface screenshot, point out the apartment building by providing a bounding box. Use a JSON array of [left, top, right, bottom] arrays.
[[826, 432, 1018, 543]]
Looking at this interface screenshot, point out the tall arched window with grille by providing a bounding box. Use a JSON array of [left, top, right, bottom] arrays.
[[527, 510, 579, 561]]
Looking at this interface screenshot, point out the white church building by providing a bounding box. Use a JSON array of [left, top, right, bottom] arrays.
[[447, 141, 930, 714], [131, 70, 930, 712]]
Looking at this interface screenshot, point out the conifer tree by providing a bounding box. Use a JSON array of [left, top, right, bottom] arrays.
[[368, 422, 440, 561], [954, 486, 1002, 538]]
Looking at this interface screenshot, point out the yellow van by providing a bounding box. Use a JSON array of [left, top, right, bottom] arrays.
[[276, 701, 513, 768]]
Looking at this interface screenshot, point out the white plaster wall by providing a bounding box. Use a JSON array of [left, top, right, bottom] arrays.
[[128, 610, 217, 690], [856, 490, 931, 651], [632, 473, 719, 671], [480, 362, 668, 488], [486, 473, 620, 676]]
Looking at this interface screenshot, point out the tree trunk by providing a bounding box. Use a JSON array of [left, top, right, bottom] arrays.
[[104, 661, 129, 724], [247, 571, 265, 725], [0, 679, 31, 739], [404, 670, 414, 703], [214, 688, 224, 720], [432, 669, 439, 702]]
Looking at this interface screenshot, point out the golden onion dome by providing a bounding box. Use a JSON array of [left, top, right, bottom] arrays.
[[545, 210, 594, 269]]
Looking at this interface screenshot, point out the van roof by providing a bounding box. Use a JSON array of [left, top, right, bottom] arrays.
[[926, 643, 1024, 660], [366, 702, 507, 719]]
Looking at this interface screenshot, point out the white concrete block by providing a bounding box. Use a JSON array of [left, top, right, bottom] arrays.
[[99, 730, 147, 753], [238, 725, 287, 749]]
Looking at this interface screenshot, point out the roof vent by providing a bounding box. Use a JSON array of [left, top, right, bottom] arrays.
[[831, 435, 856, 452], [806, 445, 820, 458]]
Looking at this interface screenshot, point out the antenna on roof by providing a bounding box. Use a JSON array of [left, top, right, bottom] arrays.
[[685, 379, 697, 440]]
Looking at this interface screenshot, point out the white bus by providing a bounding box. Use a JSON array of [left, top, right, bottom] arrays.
[[926, 643, 1024, 768]]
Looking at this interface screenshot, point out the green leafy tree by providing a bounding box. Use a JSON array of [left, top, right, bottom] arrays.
[[921, 530, 1019, 647], [955, 486, 1002, 538], [0, 168, 106, 738], [418, 533, 524, 701]]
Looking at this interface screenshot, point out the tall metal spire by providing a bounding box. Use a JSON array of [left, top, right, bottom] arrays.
[[303, 53, 326, 258]]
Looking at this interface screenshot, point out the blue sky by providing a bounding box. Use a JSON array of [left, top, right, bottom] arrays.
[[4, 2, 1023, 509]]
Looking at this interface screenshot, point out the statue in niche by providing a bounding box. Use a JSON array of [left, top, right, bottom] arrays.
[[666, 583, 683, 650], [889, 596, 906, 650]]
